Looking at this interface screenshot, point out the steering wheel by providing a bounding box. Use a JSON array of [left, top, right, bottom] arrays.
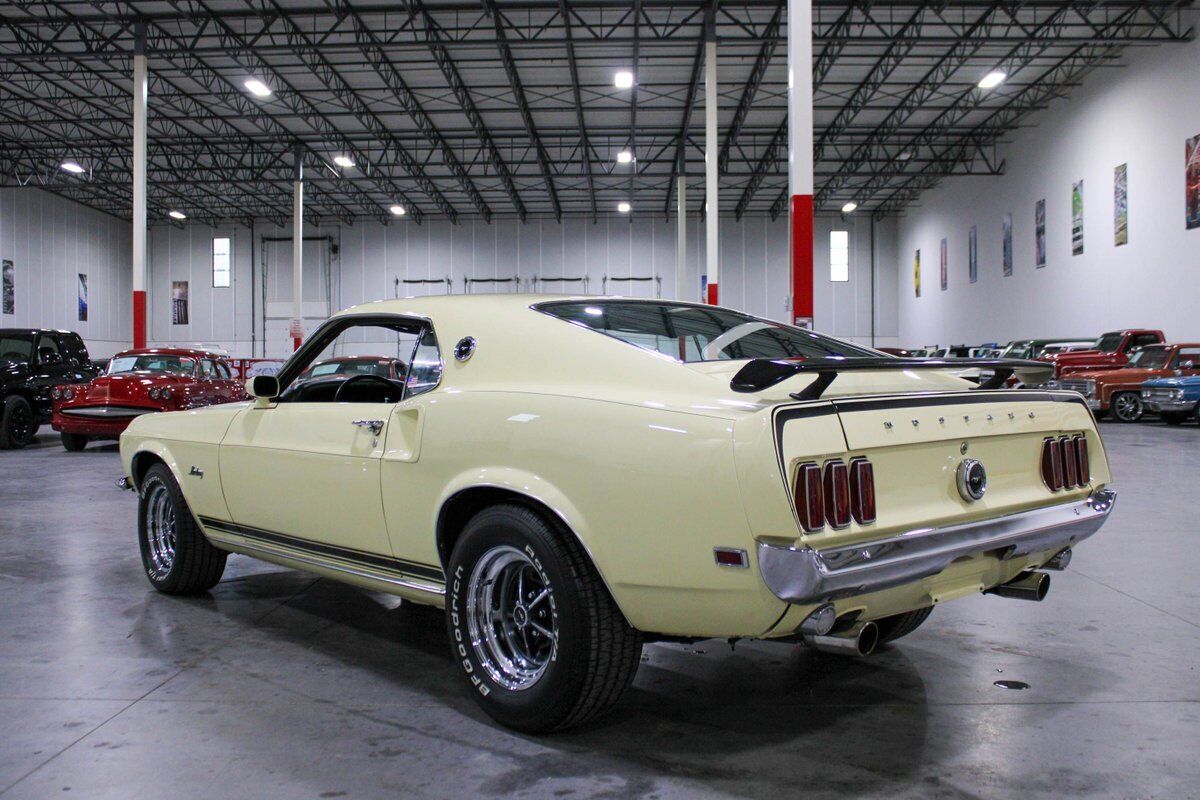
[[333, 373, 403, 404]]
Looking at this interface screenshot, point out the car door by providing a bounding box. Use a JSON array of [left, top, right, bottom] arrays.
[[1176, 347, 1200, 375], [27, 333, 76, 420], [218, 316, 423, 564]]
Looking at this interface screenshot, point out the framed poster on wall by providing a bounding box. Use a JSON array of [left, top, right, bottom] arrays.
[[913, 250, 921, 298], [1114, 163, 1129, 246], [171, 280, 189, 325], [2, 260, 12, 315], [77, 274, 88, 322], [1186, 134, 1199, 230], [1072, 180, 1084, 255], [1002, 214, 1013, 276], [968, 226, 978, 284], [1035, 199, 1047, 268], [939, 238, 948, 291]]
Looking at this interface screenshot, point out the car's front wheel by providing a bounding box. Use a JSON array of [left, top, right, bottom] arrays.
[[138, 463, 227, 594], [1111, 392, 1144, 423], [61, 432, 89, 451], [446, 504, 642, 733], [0, 396, 35, 449]]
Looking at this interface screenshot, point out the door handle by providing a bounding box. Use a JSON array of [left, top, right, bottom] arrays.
[[352, 419, 385, 436]]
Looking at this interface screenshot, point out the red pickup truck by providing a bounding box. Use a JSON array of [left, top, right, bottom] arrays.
[[1044, 329, 1165, 380]]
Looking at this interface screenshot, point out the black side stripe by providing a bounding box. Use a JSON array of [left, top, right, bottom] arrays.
[[199, 516, 444, 582]]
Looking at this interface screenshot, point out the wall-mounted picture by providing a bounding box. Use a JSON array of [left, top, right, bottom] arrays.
[[913, 249, 921, 298], [1114, 163, 1128, 246], [1035, 199, 1047, 268], [1002, 213, 1013, 276], [2, 260, 12, 315], [939, 237, 948, 291], [77, 274, 88, 322], [1072, 180, 1084, 255], [171, 280, 189, 325], [1186, 134, 1200, 230], [968, 226, 978, 284]]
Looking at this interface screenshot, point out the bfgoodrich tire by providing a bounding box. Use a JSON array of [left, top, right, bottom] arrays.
[[138, 463, 227, 594], [874, 606, 934, 644], [61, 432, 89, 451], [0, 395, 35, 449], [446, 504, 643, 733]]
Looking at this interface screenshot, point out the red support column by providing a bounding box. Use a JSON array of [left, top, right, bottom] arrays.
[[790, 194, 814, 324], [132, 290, 147, 349], [788, 0, 814, 327]]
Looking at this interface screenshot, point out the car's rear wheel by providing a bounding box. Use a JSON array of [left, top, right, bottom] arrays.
[[60, 432, 89, 451], [874, 606, 934, 644], [138, 463, 227, 594], [1111, 392, 1144, 423], [1161, 411, 1188, 426], [446, 504, 642, 733], [0, 396, 35, 449]]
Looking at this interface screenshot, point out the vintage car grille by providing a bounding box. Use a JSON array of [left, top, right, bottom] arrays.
[[61, 406, 156, 418], [1142, 387, 1178, 401], [1057, 379, 1092, 395]]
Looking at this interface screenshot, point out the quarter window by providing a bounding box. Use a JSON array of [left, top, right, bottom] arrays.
[[212, 237, 231, 288]]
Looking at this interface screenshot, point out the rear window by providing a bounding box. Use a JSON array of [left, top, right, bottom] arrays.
[[538, 301, 877, 363]]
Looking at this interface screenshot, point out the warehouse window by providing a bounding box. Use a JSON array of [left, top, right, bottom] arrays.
[[830, 230, 849, 282], [212, 237, 231, 288]]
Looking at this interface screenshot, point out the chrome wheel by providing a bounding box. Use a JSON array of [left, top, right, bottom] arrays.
[[465, 545, 557, 691], [143, 482, 177, 578], [1113, 393, 1143, 422]]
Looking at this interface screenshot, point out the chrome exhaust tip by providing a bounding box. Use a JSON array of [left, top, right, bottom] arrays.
[[1042, 548, 1072, 571], [802, 620, 879, 657], [986, 571, 1050, 601]]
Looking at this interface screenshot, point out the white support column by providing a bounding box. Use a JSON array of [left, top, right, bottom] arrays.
[[676, 173, 687, 301], [291, 147, 304, 351], [787, 0, 815, 326], [704, 37, 719, 305], [131, 25, 147, 349]]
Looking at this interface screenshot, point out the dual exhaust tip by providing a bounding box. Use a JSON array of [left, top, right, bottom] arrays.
[[798, 560, 1063, 658]]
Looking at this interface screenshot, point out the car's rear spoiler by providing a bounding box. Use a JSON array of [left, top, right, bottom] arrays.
[[729, 357, 1050, 400]]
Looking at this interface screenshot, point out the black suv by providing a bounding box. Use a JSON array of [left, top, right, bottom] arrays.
[[1, 329, 99, 448]]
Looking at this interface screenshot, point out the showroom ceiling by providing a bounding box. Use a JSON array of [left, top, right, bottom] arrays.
[[0, 1, 1194, 226]]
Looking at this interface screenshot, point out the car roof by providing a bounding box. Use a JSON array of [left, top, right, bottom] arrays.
[[113, 348, 221, 359]]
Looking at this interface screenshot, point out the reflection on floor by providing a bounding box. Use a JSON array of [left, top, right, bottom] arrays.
[[1, 422, 1198, 799]]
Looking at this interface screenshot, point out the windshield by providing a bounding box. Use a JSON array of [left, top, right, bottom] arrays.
[[108, 355, 196, 375], [1127, 347, 1170, 370], [538, 301, 878, 363], [0, 335, 34, 364], [302, 359, 394, 379], [1000, 343, 1031, 359], [1094, 333, 1123, 353]]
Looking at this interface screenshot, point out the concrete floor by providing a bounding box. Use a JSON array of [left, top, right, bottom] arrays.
[[1, 422, 1198, 800]]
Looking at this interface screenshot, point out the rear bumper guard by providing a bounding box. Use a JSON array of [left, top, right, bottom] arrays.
[[758, 489, 1115, 604]]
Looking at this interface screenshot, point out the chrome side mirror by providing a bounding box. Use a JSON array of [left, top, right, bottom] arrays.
[[246, 375, 279, 399]]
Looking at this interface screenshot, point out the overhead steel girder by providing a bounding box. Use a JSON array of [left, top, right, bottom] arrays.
[[718, 2, 780, 174], [399, 0, 526, 221], [558, 0, 599, 220], [665, 0, 716, 218], [165, 0, 446, 221], [479, 0, 563, 221]]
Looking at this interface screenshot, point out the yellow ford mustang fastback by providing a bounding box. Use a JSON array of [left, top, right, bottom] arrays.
[[118, 295, 1115, 732]]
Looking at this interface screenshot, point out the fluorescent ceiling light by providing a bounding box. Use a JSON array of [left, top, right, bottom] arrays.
[[978, 70, 1007, 89], [243, 78, 272, 97], [616, 150, 633, 164], [841, 202, 858, 214], [333, 156, 355, 168], [60, 161, 85, 174], [168, 210, 187, 220], [389, 204, 406, 217], [897, 151, 913, 161], [617, 201, 631, 214], [614, 70, 635, 89]]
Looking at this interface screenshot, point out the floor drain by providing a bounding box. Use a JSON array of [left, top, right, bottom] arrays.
[[993, 679, 1030, 690]]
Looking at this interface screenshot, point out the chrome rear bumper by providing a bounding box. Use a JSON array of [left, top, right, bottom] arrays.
[[757, 489, 1115, 605]]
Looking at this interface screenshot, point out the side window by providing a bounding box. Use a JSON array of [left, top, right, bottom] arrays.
[[59, 334, 89, 364], [199, 359, 218, 379], [1179, 349, 1200, 370], [406, 329, 442, 398], [283, 320, 425, 404], [36, 334, 62, 364], [1130, 334, 1159, 351], [215, 361, 232, 380]]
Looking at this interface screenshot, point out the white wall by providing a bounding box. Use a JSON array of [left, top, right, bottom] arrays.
[[0, 187, 131, 357], [896, 38, 1200, 348], [147, 212, 898, 358]]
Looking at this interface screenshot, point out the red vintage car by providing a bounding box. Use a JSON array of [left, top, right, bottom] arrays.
[[1044, 329, 1165, 379], [51, 347, 246, 451]]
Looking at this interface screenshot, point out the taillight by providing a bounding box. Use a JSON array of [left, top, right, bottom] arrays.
[[1041, 437, 1063, 491], [848, 458, 876, 525], [823, 460, 852, 529], [793, 463, 824, 532], [1060, 435, 1078, 488], [1075, 435, 1090, 485]]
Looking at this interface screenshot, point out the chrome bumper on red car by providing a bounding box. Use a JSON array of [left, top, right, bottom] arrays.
[[757, 489, 1116, 605]]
